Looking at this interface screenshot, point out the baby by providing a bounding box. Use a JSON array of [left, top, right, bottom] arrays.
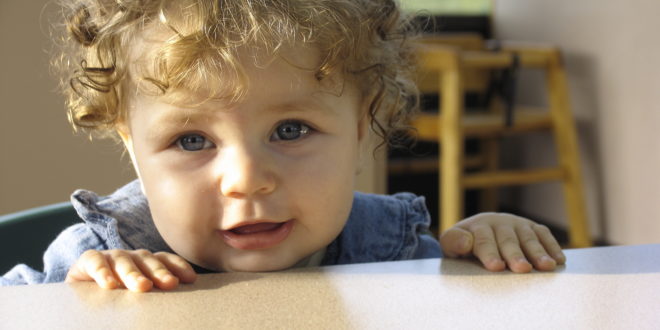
[[1, 0, 564, 291]]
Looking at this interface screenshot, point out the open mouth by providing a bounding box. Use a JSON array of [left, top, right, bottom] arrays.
[[230, 222, 285, 235], [219, 220, 294, 250]]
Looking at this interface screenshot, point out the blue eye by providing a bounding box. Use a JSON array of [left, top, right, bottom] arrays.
[[177, 134, 213, 151], [272, 121, 311, 141]]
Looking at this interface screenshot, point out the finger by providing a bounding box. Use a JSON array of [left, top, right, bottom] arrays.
[[65, 251, 97, 282], [533, 224, 566, 265], [516, 225, 557, 271], [154, 252, 197, 284], [107, 250, 153, 292], [470, 224, 506, 271], [131, 250, 180, 290], [65, 250, 119, 289], [494, 225, 532, 273], [439, 227, 474, 258]]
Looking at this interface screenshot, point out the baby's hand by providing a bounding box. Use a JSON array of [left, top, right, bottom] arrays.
[[439, 213, 566, 273], [65, 249, 197, 292]]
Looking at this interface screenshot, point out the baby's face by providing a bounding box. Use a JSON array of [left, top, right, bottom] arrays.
[[120, 46, 368, 272]]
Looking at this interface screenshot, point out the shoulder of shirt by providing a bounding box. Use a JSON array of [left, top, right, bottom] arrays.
[[322, 191, 434, 265], [351, 191, 432, 238], [69, 180, 170, 252]]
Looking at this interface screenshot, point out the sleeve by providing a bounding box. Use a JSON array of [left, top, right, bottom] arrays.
[[0, 223, 109, 286], [394, 192, 443, 260], [412, 234, 443, 259]]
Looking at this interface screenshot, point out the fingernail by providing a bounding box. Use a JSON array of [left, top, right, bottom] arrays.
[[133, 274, 147, 284], [105, 276, 117, 286], [541, 256, 555, 264], [517, 257, 530, 265], [456, 237, 466, 250], [459, 235, 471, 250]]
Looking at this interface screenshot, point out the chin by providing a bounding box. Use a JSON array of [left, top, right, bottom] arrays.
[[222, 254, 301, 273]]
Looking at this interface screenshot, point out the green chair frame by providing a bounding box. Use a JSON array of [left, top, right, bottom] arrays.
[[0, 202, 80, 274]]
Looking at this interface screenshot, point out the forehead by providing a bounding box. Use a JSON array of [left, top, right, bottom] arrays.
[[127, 23, 348, 106]]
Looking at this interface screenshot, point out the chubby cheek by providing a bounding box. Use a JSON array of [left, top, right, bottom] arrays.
[[289, 139, 359, 233], [137, 160, 221, 264]]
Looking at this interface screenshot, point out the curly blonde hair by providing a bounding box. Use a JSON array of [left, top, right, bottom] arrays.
[[56, 0, 419, 143]]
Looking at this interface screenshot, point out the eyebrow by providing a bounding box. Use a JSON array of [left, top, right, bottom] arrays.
[[144, 109, 211, 142], [153, 108, 214, 127], [273, 96, 337, 115], [145, 95, 338, 140]]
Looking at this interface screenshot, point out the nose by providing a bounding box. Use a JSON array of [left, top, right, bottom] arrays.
[[218, 145, 276, 198]]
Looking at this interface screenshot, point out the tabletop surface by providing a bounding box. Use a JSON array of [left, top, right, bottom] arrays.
[[1, 244, 659, 329]]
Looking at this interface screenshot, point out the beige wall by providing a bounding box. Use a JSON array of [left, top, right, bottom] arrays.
[[494, 0, 660, 244], [0, 1, 135, 214]]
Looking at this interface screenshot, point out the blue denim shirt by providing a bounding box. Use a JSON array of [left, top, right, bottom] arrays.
[[1, 180, 441, 285]]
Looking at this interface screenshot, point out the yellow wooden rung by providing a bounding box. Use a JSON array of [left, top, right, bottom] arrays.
[[463, 168, 564, 188], [461, 50, 549, 69], [388, 155, 485, 175], [412, 107, 553, 140]]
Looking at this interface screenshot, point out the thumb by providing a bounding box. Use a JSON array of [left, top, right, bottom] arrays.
[[439, 227, 474, 258]]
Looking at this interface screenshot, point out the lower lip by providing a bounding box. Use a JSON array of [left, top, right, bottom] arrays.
[[219, 220, 294, 250]]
